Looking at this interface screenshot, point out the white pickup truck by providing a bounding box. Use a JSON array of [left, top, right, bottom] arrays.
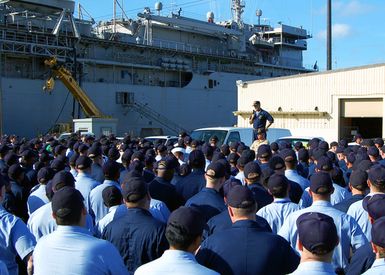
[[190, 127, 291, 147]]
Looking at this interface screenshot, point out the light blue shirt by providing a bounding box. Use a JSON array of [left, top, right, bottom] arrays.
[[91, 163, 104, 183], [75, 172, 100, 213], [346, 192, 382, 242], [235, 171, 245, 185], [278, 200, 368, 269], [285, 170, 310, 191], [0, 206, 35, 275], [27, 202, 94, 241], [134, 249, 219, 275], [70, 168, 78, 178], [290, 261, 336, 275], [149, 199, 171, 223], [362, 258, 385, 275], [27, 184, 49, 215], [257, 198, 301, 234], [89, 180, 121, 223], [300, 184, 352, 208], [33, 226, 128, 275]]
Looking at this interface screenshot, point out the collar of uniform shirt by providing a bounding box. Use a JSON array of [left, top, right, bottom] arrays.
[[274, 198, 291, 204]]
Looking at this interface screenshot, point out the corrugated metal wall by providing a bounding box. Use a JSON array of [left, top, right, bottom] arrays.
[[237, 64, 385, 142]]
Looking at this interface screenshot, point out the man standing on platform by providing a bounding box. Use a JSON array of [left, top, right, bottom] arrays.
[[249, 101, 274, 141]]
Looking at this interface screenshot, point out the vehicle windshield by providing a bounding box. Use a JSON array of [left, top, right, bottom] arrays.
[[190, 130, 228, 146], [276, 138, 313, 148]]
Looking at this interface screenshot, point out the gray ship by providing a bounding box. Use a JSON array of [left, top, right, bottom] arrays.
[[0, 0, 313, 137]]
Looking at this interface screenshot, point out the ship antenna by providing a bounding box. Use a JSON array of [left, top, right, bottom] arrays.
[[231, 0, 245, 28]]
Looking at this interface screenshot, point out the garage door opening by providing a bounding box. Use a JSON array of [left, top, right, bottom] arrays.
[[340, 117, 382, 140], [339, 98, 383, 140]]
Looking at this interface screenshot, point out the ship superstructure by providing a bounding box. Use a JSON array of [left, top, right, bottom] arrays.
[[0, 0, 313, 137]]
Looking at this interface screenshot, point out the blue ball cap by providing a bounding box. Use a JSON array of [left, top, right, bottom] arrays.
[[316, 156, 333, 171], [223, 178, 242, 198], [368, 165, 385, 186], [188, 149, 205, 167], [51, 170, 76, 192], [350, 170, 368, 188], [267, 173, 289, 192], [102, 160, 121, 177], [310, 172, 333, 194], [243, 161, 261, 180], [368, 146, 379, 157], [167, 206, 206, 236], [296, 212, 338, 254], [121, 177, 147, 202], [157, 156, 178, 170], [51, 187, 84, 218], [280, 148, 297, 162], [362, 194, 385, 220], [75, 156, 92, 170], [227, 185, 255, 208], [257, 144, 271, 158], [371, 216, 385, 248], [206, 161, 226, 179], [268, 156, 285, 170]]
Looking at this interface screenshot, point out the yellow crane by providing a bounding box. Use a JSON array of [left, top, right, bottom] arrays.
[[43, 57, 104, 118]]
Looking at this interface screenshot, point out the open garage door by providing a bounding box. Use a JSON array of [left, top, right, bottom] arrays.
[[339, 98, 383, 140]]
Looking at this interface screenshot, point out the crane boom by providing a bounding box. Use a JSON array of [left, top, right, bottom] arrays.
[[44, 57, 104, 118]]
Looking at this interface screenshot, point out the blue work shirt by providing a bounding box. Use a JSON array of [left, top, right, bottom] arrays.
[[175, 169, 206, 201], [290, 261, 336, 275], [89, 179, 121, 223], [149, 177, 185, 212], [300, 183, 352, 208], [33, 225, 128, 275], [91, 162, 104, 183], [102, 207, 168, 273], [185, 188, 226, 222], [285, 169, 310, 191], [27, 202, 94, 241], [75, 172, 100, 212], [278, 200, 368, 269], [252, 108, 274, 130], [10, 180, 29, 221], [347, 193, 377, 242], [247, 182, 273, 209], [257, 198, 301, 234], [334, 194, 365, 213], [204, 209, 271, 239], [345, 242, 374, 275], [135, 250, 219, 275], [0, 205, 36, 275], [297, 161, 309, 178], [362, 259, 385, 275], [196, 220, 300, 275], [27, 184, 49, 215]]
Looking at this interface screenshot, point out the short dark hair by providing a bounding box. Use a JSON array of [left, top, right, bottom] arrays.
[[165, 222, 200, 250]]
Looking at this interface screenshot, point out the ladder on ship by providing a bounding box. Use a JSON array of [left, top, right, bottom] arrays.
[[129, 101, 188, 135]]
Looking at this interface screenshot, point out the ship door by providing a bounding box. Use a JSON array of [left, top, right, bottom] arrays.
[[339, 98, 383, 140]]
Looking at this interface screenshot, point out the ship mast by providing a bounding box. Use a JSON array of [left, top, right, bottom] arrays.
[[231, 0, 245, 28]]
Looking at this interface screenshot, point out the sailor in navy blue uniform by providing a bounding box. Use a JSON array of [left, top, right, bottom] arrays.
[[249, 101, 274, 140], [196, 185, 300, 275], [185, 161, 227, 222]]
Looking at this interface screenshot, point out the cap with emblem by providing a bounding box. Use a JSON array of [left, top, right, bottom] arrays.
[[297, 212, 338, 254]]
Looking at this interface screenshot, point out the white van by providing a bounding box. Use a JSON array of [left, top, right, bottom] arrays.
[[190, 127, 291, 147]]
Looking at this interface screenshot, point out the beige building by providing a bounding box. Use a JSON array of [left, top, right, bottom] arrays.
[[235, 64, 385, 143]]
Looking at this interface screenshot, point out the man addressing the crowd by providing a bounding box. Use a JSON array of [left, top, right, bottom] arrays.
[[249, 101, 274, 140]]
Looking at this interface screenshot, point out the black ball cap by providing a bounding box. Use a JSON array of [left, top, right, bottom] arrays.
[[75, 156, 92, 170], [167, 206, 206, 236], [102, 160, 121, 177], [310, 172, 333, 194], [121, 177, 148, 202], [371, 216, 385, 248], [227, 185, 255, 208], [102, 185, 123, 206], [206, 161, 226, 179], [297, 212, 338, 254], [51, 170, 76, 192], [51, 187, 84, 218]]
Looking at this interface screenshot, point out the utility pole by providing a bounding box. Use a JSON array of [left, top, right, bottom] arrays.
[[327, 0, 332, 70]]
